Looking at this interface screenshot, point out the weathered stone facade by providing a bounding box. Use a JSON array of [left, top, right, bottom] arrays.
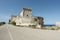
[[9, 15, 16, 23], [9, 8, 44, 28]]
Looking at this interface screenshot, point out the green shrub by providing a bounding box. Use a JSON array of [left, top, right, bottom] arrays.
[[2, 22, 5, 24], [51, 28, 55, 30], [29, 25, 32, 27], [0, 22, 6, 26], [0, 23, 1, 26], [29, 25, 36, 28], [11, 21, 16, 25], [31, 25, 36, 28]]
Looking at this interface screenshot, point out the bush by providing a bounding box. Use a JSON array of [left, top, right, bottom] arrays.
[[42, 26, 58, 30], [29, 25, 36, 28], [0, 22, 6, 26], [11, 21, 16, 25], [29, 25, 32, 27], [51, 28, 55, 30], [31, 25, 36, 28], [2, 22, 5, 24]]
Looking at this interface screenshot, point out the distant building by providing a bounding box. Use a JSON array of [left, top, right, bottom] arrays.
[[9, 7, 44, 28], [56, 22, 60, 27], [9, 15, 16, 23]]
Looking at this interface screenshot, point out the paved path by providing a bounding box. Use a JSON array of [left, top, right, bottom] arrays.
[[0, 24, 60, 40], [0, 24, 11, 40]]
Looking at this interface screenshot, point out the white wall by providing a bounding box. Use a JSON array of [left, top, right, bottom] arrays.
[[56, 22, 60, 27]]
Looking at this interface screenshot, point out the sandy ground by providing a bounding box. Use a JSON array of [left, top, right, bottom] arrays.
[[0, 24, 60, 40]]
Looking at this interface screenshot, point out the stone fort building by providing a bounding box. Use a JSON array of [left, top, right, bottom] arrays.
[[9, 8, 44, 28]]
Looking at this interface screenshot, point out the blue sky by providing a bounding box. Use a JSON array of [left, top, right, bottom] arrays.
[[0, 0, 60, 24]]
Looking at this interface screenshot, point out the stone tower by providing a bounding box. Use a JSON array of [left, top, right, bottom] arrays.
[[23, 8, 32, 18], [19, 8, 32, 18], [15, 8, 33, 26]]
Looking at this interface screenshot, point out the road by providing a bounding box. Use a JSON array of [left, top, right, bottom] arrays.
[[0, 24, 11, 40], [0, 24, 60, 40]]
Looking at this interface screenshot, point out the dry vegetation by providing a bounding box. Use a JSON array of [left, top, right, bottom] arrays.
[[42, 26, 60, 30]]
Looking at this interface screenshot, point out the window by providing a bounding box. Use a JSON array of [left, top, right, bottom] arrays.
[[27, 15, 28, 16], [34, 18, 37, 21]]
